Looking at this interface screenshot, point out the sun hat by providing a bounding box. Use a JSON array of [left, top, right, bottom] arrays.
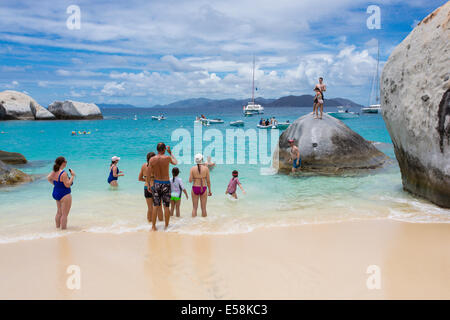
[[111, 156, 121, 162], [194, 153, 203, 164]]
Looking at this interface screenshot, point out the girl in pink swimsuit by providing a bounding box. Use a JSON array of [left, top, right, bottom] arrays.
[[226, 170, 246, 199]]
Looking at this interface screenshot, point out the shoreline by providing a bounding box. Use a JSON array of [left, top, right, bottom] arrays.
[[1, 219, 449, 299]]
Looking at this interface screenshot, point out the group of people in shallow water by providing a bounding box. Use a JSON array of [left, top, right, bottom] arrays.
[[47, 143, 245, 231]]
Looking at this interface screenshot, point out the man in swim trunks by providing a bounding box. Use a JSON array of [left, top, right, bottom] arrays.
[[147, 142, 178, 231], [315, 77, 326, 96], [288, 139, 301, 173]]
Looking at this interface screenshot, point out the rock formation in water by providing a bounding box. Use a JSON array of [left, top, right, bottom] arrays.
[[0, 150, 27, 164], [48, 100, 103, 120], [381, 2, 450, 207], [274, 113, 388, 174], [0, 160, 32, 185], [0, 90, 55, 120]]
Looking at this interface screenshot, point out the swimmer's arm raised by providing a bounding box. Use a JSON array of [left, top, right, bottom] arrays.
[[167, 146, 177, 165]]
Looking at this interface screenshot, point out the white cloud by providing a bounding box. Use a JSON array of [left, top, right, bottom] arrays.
[[56, 69, 71, 76], [101, 81, 126, 96], [0, 0, 421, 105], [97, 45, 376, 104], [3, 80, 19, 89]]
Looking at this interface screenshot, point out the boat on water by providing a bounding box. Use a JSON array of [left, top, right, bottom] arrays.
[[276, 122, 291, 130], [133, 115, 138, 120], [230, 120, 244, 127], [243, 56, 264, 115], [257, 124, 277, 129], [361, 104, 381, 113], [244, 110, 256, 117], [199, 118, 224, 125], [328, 106, 360, 119], [362, 40, 382, 114], [152, 115, 166, 120]]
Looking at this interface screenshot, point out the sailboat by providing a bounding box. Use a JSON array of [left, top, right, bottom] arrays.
[[362, 40, 382, 114], [243, 56, 264, 116]]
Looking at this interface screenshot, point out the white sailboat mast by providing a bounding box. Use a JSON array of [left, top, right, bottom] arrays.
[[376, 40, 380, 104], [252, 55, 255, 104]]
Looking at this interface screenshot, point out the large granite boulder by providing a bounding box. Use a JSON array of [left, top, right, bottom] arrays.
[[381, 2, 450, 207], [48, 100, 103, 120], [31, 102, 55, 120], [0, 150, 27, 164], [0, 160, 32, 185], [0, 90, 55, 120], [274, 113, 388, 174]]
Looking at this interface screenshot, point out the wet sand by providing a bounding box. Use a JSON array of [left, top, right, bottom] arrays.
[[0, 220, 449, 299]]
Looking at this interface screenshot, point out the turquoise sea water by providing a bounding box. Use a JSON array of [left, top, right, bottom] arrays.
[[0, 106, 449, 243]]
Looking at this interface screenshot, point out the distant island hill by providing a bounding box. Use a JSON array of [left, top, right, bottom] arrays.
[[98, 95, 363, 109], [0, 90, 362, 121]]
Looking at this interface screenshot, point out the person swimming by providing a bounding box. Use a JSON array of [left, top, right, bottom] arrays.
[[108, 156, 124, 187], [226, 170, 245, 199], [47, 156, 75, 230], [170, 167, 189, 217], [189, 154, 212, 217]]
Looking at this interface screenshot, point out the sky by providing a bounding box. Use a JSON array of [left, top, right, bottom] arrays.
[[0, 0, 446, 107]]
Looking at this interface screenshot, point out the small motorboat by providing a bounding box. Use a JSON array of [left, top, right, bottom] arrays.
[[152, 115, 166, 120], [328, 106, 360, 119], [257, 124, 277, 129], [230, 120, 244, 127], [276, 122, 291, 130], [361, 104, 381, 113], [133, 115, 138, 120], [200, 118, 224, 125], [208, 119, 224, 124]]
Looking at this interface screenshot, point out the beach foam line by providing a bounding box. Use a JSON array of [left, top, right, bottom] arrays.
[[0, 230, 76, 244], [0, 216, 394, 244]]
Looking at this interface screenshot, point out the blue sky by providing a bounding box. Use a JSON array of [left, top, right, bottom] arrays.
[[0, 0, 446, 107]]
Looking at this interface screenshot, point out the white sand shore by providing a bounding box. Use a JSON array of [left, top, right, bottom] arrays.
[[0, 220, 449, 299]]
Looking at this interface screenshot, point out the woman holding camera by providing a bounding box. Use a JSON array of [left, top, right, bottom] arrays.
[[47, 156, 75, 230]]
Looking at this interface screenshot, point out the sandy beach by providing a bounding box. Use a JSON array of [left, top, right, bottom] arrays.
[[0, 220, 448, 300]]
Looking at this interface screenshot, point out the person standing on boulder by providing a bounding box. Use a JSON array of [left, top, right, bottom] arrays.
[[147, 143, 178, 231], [315, 77, 326, 119], [288, 139, 301, 173], [313, 88, 324, 119]]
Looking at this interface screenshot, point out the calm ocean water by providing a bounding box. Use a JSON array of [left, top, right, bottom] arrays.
[[0, 106, 448, 243]]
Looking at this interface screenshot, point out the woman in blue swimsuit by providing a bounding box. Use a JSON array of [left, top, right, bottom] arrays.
[[47, 156, 75, 230], [108, 156, 124, 187]]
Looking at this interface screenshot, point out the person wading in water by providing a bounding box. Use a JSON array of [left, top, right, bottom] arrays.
[[147, 143, 178, 231]]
